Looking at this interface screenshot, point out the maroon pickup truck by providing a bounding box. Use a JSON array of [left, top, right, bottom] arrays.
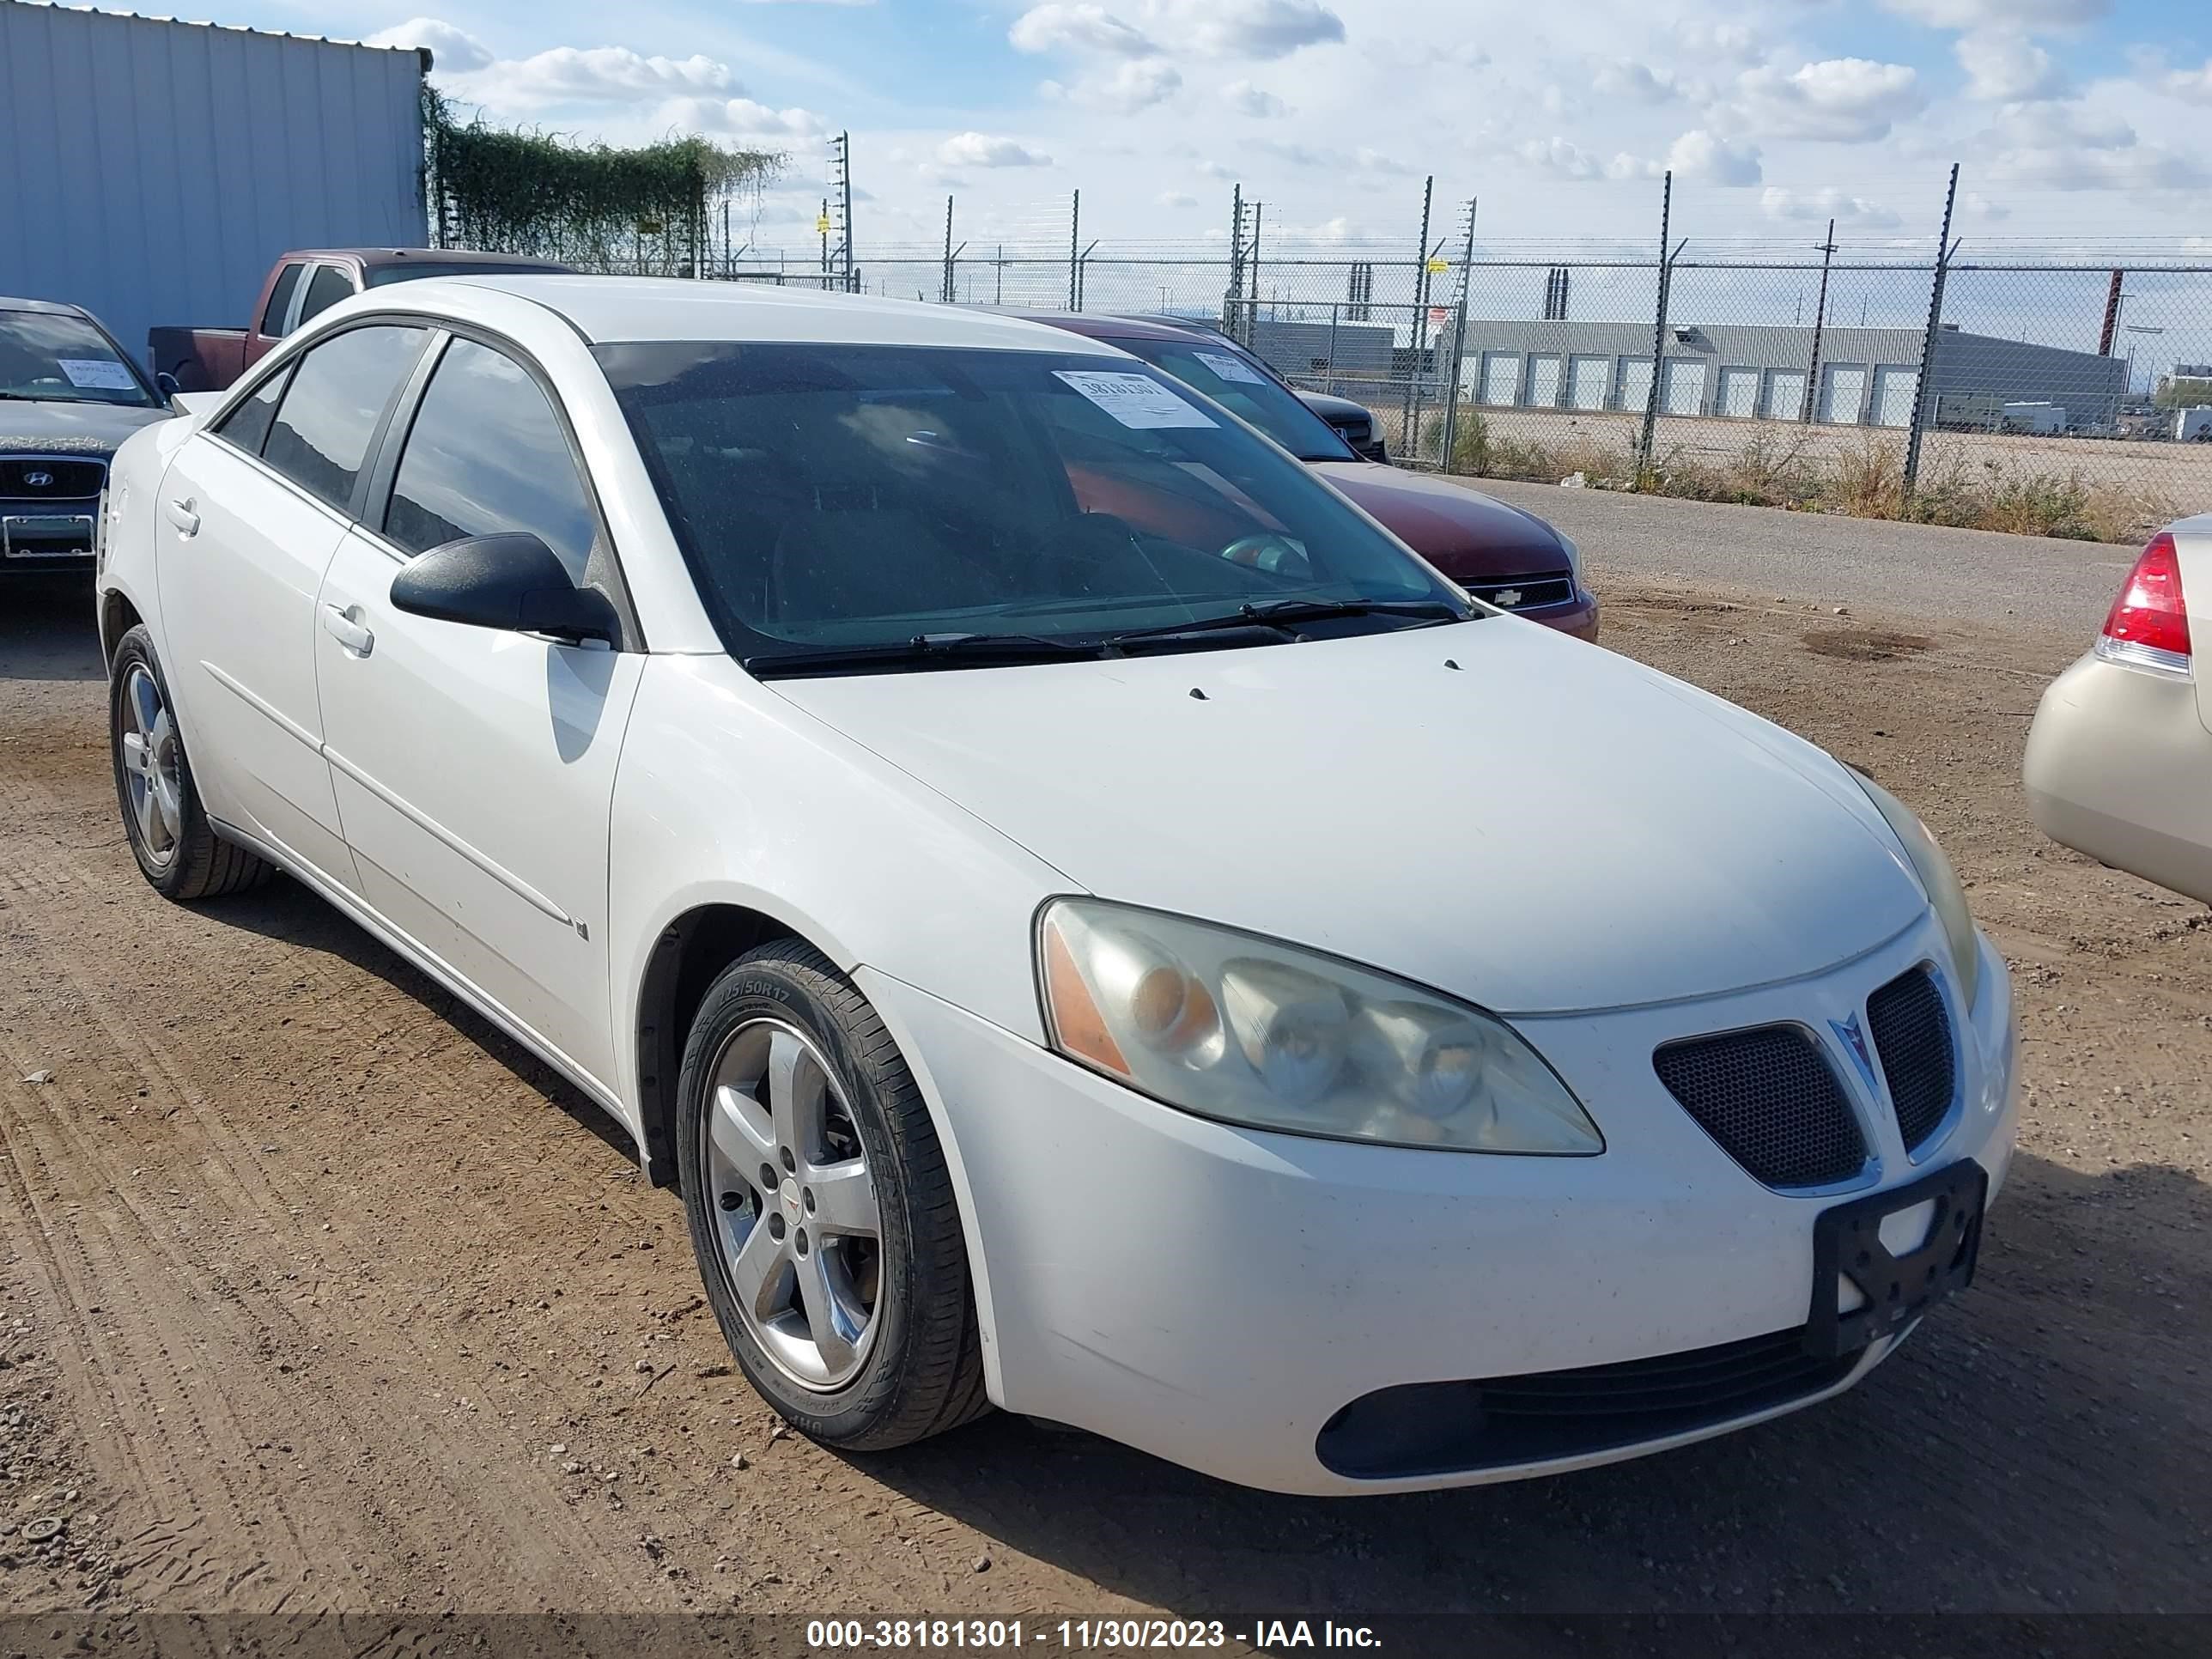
[[149, 248, 570, 393]]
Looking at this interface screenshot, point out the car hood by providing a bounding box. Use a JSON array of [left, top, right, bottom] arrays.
[[1310, 461, 1567, 581], [0, 399, 170, 456], [769, 619, 1929, 1014]]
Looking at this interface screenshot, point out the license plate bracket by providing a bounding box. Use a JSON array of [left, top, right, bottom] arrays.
[[1806, 1159, 1987, 1359]]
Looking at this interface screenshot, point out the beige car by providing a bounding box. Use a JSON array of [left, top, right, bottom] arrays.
[[2024, 514, 2212, 902]]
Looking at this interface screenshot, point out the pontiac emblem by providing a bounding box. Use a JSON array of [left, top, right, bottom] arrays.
[[23, 469, 53, 489], [1830, 1013, 1879, 1094]]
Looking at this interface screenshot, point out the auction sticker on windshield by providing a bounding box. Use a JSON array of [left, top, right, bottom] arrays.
[[1054, 369, 1218, 429], [1194, 350, 1267, 386], [58, 358, 137, 391]]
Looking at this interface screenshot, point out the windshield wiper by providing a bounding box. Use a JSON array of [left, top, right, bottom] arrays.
[[744, 630, 1104, 678], [1104, 595, 1468, 648]]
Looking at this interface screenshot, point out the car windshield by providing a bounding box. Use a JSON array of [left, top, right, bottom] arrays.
[[595, 341, 1459, 669], [0, 309, 157, 407], [1103, 333, 1355, 463]]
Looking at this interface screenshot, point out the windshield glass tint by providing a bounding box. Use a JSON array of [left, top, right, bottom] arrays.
[[0, 310, 155, 406], [1107, 336, 1354, 462], [594, 342, 1449, 661]]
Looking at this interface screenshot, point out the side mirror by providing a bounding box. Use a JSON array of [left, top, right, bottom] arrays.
[[155, 370, 182, 397], [388, 532, 620, 647]]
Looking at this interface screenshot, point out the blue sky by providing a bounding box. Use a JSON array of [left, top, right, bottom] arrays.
[[203, 0, 2211, 260]]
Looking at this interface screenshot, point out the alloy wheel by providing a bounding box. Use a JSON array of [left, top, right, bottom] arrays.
[[118, 665, 182, 869], [701, 1018, 884, 1391]]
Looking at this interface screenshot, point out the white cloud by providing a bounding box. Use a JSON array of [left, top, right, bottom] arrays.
[[1352, 147, 1414, 175], [1072, 58, 1182, 109], [1009, 3, 1157, 56], [2163, 59, 2212, 103], [937, 131, 1054, 167], [1881, 0, 2106, 26], [365, 16, 490, 72], [1734, 58, 1925, 143], [1666, 128, 1763, 185], [1676, 20, 1765, 64], [1962, 191, 2010, 221], [1513, 137, 1657, 183], [442, 45, 738, 109], [1955, 33, 2064, 100], [1760, 185, 1901, 228], [1158, 190, 1199, 207], [665, 96, 825, 137], [1224, 79, 1291, 117], [1592, 59, 1678, 104], [1161, 0, 1345, 59], [1977, 104, 2210, 191]]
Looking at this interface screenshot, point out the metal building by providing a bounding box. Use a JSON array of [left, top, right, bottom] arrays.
[[0, 1, 428, 369], [1448, 319, 2129, 434]]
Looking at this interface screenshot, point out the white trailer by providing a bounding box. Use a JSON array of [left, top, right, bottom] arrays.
[[2179, 409, 2212, 443], [0, 3, 427, 370]]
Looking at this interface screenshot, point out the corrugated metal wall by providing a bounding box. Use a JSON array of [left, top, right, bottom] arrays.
[[0, 1, 424, 368]]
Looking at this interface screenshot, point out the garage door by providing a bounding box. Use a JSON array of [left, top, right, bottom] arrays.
[[1525, 355, 1563, 407], [1762, 368, 1807, 420], [1662, 359, 1707, 416], [1480, 352, 1522, 405], [1616, 357, 1654, 412], [1718, 367, 1759, 418], [1819, 363, 1868, 424], [1870, 365, 1919, 428], [1569, 356, 1610, 410]]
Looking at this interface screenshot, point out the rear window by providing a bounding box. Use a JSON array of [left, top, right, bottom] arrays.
[[362, 262, 559, 287], [259, 264, 304, 336], [260, 325, 427, 510]]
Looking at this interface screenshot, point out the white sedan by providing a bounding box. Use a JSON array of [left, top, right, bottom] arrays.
[[96, 276, 2018, 1494]]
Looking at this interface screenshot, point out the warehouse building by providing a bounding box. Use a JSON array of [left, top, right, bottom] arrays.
[[1449, 319, 2129, 434], [0, 1, 428, 370]]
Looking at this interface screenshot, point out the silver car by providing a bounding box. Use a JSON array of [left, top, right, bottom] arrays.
[[2024, 515, 2212, 902]]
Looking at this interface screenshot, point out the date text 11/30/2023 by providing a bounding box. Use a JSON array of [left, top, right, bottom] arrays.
[[804, 1619, 1383, 1649]]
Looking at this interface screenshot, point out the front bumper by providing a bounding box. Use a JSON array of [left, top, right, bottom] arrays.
[[2024, 650, 2212, 904], [863, 917, 2016, 1495], [1526, 586, 1600, 641]]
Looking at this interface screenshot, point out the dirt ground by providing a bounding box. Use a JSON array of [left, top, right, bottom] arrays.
[[3, 569, 2209, 1638]]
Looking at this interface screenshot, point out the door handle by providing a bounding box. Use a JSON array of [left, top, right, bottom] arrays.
[[164, 497, 198, 537], [321, 604, 374, 657]]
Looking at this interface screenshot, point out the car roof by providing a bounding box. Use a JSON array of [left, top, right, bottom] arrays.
[[1001, 309, 1223, 345], [0, 295, 92, 319], [401, 275, 1136, 354], [285, 248, 572, 270]]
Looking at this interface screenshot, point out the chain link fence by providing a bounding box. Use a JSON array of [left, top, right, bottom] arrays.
[[550, 185, 2212, 544]]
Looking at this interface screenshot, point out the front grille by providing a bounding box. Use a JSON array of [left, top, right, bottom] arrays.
[[1463, 572, 1576, 611], [1866, 966, 1956, 1152], [0, 456, 106, 498], [1316, 1326, 1861, 1477], [1654, 1024, 1868, 1188]]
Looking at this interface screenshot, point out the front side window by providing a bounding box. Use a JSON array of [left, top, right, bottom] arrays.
[[595, 341, 1457, 667], [261, 325, 427, 510], [0, 308, 159, 408], [1105, 337, 1355, 463], [295, 264, 356, 329], [259, 264, 305, 337], [385, 337, 598, 580], [212, 361, 294, 455]]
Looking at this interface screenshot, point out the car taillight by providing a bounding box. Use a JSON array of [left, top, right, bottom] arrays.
[[2095, 532, 2191, 677]]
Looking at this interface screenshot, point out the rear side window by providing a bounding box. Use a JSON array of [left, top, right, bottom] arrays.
[[262, 325, 427, 511], [212, 362, 293, 456], [295, 264, 355, 328], [258, 264, 304, 337], [383, 337, 598, 580]]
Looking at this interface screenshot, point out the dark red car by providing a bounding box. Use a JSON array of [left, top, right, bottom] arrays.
[[1020, 312, 1597, 640]]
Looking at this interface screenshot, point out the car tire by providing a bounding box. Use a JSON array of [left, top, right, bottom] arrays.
[[108, 624, 272, 901], [676, 941, 988, 1451]]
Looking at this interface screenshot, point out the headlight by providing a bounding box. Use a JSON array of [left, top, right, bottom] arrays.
[[1849, 769, 1980, 1008], [1553, 529, 1582, 586], [1036, 899, 1601, 1154]]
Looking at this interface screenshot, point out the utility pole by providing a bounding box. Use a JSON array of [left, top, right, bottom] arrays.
[[1636, 171, 1675, 481], [1802, 217, 1837, 422], [1224, 184, 1244, 337], [2099, 269, 2125, 356], [940, 196, 954, 303], [1901, 162, 1961, 501], [819, 197, 830, 284], [830, 132, 856, 293], [1067, 189, 1080, 309], [1439, 198, 1478, 474], [1247, 200, 1262, 318]]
